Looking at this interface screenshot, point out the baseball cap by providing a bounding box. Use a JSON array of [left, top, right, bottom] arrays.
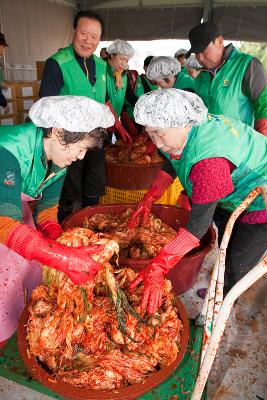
[[186, 21, 222, 58]]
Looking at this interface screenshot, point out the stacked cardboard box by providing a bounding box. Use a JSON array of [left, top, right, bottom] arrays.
[[1, 82, 17, 125], [1, 81, 40, 125]]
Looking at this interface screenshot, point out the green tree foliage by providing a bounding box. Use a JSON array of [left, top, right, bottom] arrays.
[[239, 42, 267, 72]]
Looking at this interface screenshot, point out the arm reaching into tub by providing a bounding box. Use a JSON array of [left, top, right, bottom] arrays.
[[6, 224, 103, 285], [128, 170, 174, 229], [129, 227, 200, 314]]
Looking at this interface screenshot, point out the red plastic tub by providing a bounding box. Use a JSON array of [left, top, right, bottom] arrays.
[[63, 204, 216, 295], [105, 159, 163, 190], [17, 297, 189, 400]]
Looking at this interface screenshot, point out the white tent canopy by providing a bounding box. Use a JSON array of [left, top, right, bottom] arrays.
[[86, 0, 267, 42], [1, 0, 267, 81]]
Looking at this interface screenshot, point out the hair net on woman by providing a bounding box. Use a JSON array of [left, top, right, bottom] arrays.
[[186, 55, 202, 70], [29, 95, 115, 132], [146, 56, 181, 81], [174, 48, 187, 58], [134, 88, 208, 128], [106, 39, 134, 58]]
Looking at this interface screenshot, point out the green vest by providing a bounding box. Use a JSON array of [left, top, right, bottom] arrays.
[[179, 66, 189, 79], [0, 123, 66, 197], [124, 75, 145, 119], [51, 45, 106, 103], [174, 71, 195, 91], [194, 48, 253, 125], [141, 74, 158, 93], [106, 63, 127, 116], [163, 115, 267, 212]]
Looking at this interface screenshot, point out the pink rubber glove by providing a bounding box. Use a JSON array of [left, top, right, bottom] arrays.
[[7, 224, 103, 285], [129, 228, 200, 313], [255, 118, 267, 137], [106, 101, 133, 145], [38, 219, 62, 240], [128, 170, 174, 229]]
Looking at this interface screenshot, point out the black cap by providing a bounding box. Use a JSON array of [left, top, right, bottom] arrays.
[[0, 32, 8, 47], [186, 21, 221, 58]]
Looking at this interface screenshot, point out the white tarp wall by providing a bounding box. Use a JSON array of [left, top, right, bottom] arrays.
[[0, 0, 73, 81]]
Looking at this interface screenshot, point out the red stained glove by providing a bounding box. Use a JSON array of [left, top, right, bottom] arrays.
[[128, 170, 174, 229], [120, 111, 139, 138], [7, 224, 103, 285], [106, 101, 132, 145], [134, 133, 149, 143], [38, 219, 62, 240], [177, 191, 191, 211], [145, 141, 157, 156], [255, 118, 267, 137], [129, 228, 200, 313]]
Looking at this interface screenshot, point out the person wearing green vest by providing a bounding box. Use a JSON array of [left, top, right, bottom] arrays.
[[0, 95, 114, 346], [140, 56, 158, 94], [104, 39, 141, 140], [174, 48, 190, 81], [186, 21, 267, 136], [40, 11, 131, 223], [121, 55, 157, 138], [185, 55, 202, 80], [146, 56, 195, 92], [127, 89, 267, 314]]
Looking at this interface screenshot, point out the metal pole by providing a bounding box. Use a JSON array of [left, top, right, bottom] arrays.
[[193, 186, 266, 399], [191, 257, 267, 400], [202, 0, 214, 22]]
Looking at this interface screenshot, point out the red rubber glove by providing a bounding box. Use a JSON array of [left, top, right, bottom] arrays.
[[134, 133, 149, 143], [145, 141, 157, 156], [177, 191, 191, 211], [38, 219, 62, 240], [106, 101, 133, 145], [255, 118, 267, 137], [6, 224, 103, 285], [120, 111, 139, 138], [129, 228, 200, 313], [128, 170, 174, 229]]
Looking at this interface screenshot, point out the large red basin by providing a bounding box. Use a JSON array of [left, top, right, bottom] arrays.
[[17, 297, 189, 400], [63, 204, 216, 295]]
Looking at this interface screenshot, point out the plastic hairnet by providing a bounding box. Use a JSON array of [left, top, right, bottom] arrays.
[[146, 57, 181, 81], [134, 88, 207, 128], [106, 39, 134, 58], [29, 96, 115, 132], [174, 48, 187, 58], [186, 55, 202, 70]]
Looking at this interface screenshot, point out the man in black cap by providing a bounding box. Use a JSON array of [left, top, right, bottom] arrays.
[[0, 33, 8, 111], [186, 21, 267, 137]]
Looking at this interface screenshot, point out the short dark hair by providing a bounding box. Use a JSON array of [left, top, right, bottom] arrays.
[[73, 10, 105, 35], [43, 127, 106, 148], [143, 56, 154, 68]]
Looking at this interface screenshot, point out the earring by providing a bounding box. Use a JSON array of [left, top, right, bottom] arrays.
[[52, 140, 55, 145]]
